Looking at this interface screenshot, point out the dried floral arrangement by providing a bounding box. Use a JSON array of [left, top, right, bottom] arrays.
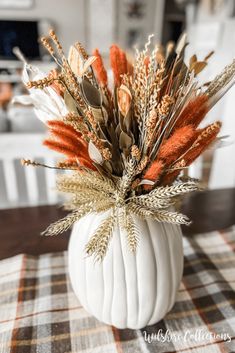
[[17, 30, 235, 260]]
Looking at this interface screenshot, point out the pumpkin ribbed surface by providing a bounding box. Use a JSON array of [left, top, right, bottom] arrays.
[[68, 211, 183, 329]]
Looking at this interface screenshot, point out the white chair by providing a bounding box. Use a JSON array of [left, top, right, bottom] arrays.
[[0, 133, 64, 209]]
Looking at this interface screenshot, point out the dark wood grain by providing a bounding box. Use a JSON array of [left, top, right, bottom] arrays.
[[0, 188, 234, 260], [0, 205, 70, 260]]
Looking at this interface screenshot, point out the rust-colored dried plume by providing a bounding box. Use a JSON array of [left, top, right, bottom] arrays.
[[44, 120, 95, 170], [92, 48, 108, 87], [174, 95, 208, 129], [158, 125, 196, 165]]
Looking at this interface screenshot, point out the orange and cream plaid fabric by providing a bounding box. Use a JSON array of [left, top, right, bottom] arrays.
[[0, 227, 235, 352]]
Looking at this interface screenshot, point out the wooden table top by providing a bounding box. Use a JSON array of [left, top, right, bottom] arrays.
[[0, 188, 234, 260]]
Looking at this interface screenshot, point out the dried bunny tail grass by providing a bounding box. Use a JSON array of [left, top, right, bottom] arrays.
[[43, 139, 94, 170], [143, 160, 164, 182], [184, 121, 222, 166], [43, 139, 79, 158], [110, 44, 122, 86], [92, 48, 108, 87], [47, 120, 82, 139], [158, 125, 196, 165], [174, 95, 208, 129], [119, 50, 128, 75], [47, 128, 88, 155], [161, 160, 186, 185]]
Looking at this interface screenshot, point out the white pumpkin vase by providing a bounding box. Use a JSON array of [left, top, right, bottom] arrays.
[[68, 210, 183, 329]]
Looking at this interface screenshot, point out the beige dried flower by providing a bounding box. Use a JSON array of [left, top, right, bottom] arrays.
[[102, 148, 112, 160]]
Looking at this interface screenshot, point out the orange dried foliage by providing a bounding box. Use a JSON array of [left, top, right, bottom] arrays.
[[174, 95, 208, 129], [143, 160, 164, 182], [49, 130, 87, 155], [92, 49, 108, 87], [184, 121, 222, 167], [162, 121, 222, 185], [158, 125, 196, 165], [110, 44, 122, 86], [47, 120, 82, 139], [119, 50, 128, 75], [44, 120, 96, 170], [162, 170, 181, 186], [44, 139, 95, 170], [43, 139, 78, 159]]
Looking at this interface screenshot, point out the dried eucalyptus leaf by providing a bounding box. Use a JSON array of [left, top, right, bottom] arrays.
[[80, 79, 101, 108], [189, 54, 197, 69], [88, 141, 103, 164], [115, 124, 121, 139], [91, 107, 104, 124], [119, 131, 132, 151], [102, 160, 113, 174], [192, 61, 207, 75], [64, 90, 78, 113], [123, 110, 132, 133]]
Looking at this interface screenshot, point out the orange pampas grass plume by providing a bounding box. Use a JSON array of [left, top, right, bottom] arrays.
[[43, 139, 95, 170], [162, 121, 222, 185], [174, 95, 208, 129], [44, 120, 96, 170], [43, 140, 79, 159], [92, 49, 108, 87], [119, 50, 128, 75], [110, 45, 122, 86], [158, 125, 196, 165], [142, 160, 164, 191], [143, 160, 164, 181], [184, 121, 222, 166], [47, 120, 82, 140]]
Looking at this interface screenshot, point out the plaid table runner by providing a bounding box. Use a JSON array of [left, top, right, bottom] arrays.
[[0, 227, 235, 353]]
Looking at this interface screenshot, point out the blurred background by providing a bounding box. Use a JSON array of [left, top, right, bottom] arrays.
[[0, 0, 235, 210]]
